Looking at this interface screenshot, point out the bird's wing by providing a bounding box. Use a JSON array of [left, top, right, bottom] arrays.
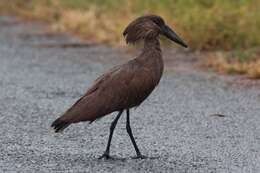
[[85, 65, 121, 95], [69, 65, 121, 107], [56, 60, 154, 123]]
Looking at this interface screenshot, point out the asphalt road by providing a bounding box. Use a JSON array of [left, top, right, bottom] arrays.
[[0, 16, 260, 173]]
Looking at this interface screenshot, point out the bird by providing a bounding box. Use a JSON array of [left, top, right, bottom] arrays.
[[51, 14, 187, 159]]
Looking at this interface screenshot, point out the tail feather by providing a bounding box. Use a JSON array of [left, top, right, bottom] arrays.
[[51, 118, 71, 133]]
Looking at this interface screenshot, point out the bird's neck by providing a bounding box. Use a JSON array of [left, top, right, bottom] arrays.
[[136, 38, 162, 62], [135, 37, 163, 68], [143, 38, 161, 53], [138, 37, 164, 82]]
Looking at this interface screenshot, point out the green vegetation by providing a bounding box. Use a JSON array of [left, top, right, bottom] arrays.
[[202, 49, 260, 78], [1, 0, 260, 78], [1, 0, 260, 50]]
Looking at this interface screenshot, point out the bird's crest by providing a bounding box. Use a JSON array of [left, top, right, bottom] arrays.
[[123, 15, 165, 44]]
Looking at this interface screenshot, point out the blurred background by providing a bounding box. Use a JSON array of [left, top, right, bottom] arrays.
[[1, 0, 260, 78]]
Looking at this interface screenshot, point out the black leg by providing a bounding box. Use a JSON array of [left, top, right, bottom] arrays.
[[126, 109, 147, 159], [99, 110, 123, 159]]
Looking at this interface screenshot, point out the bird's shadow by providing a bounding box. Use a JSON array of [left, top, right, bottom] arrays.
[[95, 155, 160, 162], [50, 152, 211, 172]]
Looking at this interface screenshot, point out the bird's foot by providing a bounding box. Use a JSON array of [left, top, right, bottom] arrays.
[[98, 152, 114, 160], [131, 154, 148, 159]]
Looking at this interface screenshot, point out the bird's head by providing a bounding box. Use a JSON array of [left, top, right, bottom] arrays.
[[123, 14, 187, 48]]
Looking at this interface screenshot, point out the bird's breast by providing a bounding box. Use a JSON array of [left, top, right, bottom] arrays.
[[127, 57, 164, 108], [147, 56, 164, 84]]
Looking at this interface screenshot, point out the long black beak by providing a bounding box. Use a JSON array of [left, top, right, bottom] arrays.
[[162, 25, 188, 48]]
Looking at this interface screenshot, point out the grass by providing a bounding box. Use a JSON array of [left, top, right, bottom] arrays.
[[1, 0, 260, 50], [201, 49, 260, 79], [1, 0, 260, 78]]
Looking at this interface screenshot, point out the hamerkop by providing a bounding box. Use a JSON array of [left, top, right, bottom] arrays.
[[51, 14, 187, 159]]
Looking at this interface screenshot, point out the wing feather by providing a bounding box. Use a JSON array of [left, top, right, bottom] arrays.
[[57, 60, 156, 123]]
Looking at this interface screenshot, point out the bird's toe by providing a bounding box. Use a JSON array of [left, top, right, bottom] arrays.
[[98, 153, 114, 160], [131, 154, 148, 159]]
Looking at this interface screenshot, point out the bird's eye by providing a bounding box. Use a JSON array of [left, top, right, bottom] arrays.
[[152, 18, 164, 27]]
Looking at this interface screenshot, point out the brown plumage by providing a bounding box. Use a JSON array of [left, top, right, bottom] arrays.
[[51, 14, 187, 159]]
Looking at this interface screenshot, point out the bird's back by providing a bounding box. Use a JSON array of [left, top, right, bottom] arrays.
[[54, 52, 163, 125]]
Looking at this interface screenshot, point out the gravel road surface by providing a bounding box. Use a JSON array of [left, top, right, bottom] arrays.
[[0, 16, 260, 173]]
